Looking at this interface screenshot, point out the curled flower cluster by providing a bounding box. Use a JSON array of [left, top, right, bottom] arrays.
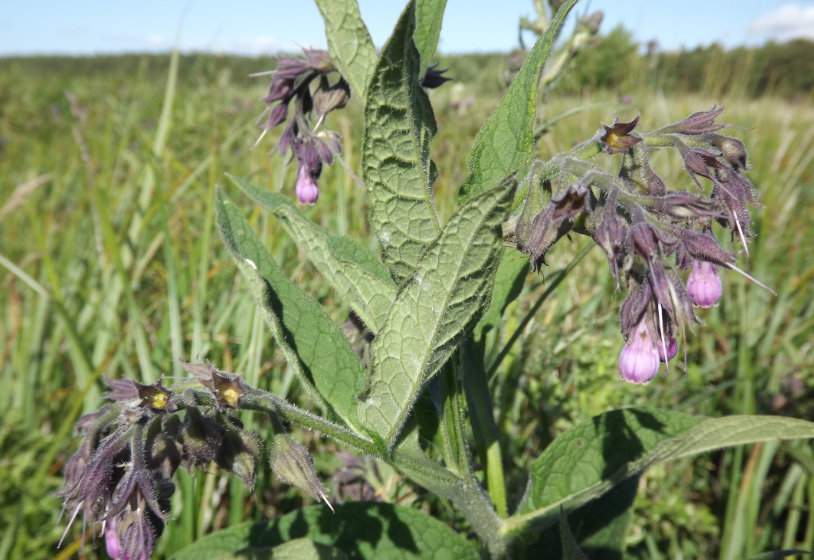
[[260, 49, 348, 205], [514, 107, 769, 384], [57, 367, 261, 559]]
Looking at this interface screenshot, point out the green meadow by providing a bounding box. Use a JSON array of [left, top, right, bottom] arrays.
[[1, 50, 813, 558]]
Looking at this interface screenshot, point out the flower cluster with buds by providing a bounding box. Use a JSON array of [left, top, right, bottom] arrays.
[[259, 49, 348, 205], [57, 366, 269, 559], [514, 107, 770, 384]]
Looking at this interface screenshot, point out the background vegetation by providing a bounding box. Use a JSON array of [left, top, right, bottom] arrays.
[[1, 25, 813, 559]]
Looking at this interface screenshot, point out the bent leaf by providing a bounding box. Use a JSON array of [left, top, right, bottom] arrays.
[[363, 1, 441, 281], [228, 175, 396, 333], [314, 0, 377, 100], [171, 502, 480, 560], [415, 0, 448, 71], [359, 177, 516, 446], [216, 188, 365, 430], [460, 0, 577, 198], [514, 408, 814, 532]]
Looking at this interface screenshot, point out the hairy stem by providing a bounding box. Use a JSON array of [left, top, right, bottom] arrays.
[[461, 340, 508, 518]]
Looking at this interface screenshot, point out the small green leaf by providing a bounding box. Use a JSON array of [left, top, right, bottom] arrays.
[[215, 188, 364, 430], [460, 0, 577, 198], [228, 175, 396, 333], [171, 503, 481, 560], [363, 1, 441, 281], [314, 0, 377, 100], [359, 176, 516, 446], [414, 0, 448, 71], [515, 408, 814, 530]]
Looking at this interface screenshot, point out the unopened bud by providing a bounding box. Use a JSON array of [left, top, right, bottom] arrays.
[[687, 259, 722, 308], [269, 434, 333, 510]]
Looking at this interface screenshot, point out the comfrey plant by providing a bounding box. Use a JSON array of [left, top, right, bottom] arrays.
[[58, 1, 814, 558]]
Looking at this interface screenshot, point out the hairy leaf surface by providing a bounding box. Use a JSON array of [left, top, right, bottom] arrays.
[[216, 189, 364, 429], [229, 175, 396, 333], [171, 502, 480, 560], [359, 177, 515, 446], [314, 0, 377, 100], [517, 408, 814, 527], [363, 1, 440, 281], [460, 0, 577, 198]]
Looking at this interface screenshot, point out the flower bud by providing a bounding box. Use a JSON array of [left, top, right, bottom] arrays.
[[269, 434, 332, 509], [295, 165, 320, 205], [709, 135, 748, 170], [314, 78, 350, 116], [105, 518, 123, 559], [687, 259, 722, 308], [618, 320, 660, 384], [421, 64, 451, 89], [661, 106, 724, 135], [659, 337, 678, 363]]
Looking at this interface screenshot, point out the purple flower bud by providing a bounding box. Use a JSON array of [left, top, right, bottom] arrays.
[[661, 106, 725, 135], [421, 65, 451, 89], [618, 320, 660, 384], [659, 337, 678, 363], [295, 165, 319, 205], [105, 518, 123, 559], [267, 104, 288, 129], [687, 259, 722, 308]]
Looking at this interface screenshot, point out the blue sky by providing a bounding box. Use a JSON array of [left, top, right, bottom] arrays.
[[2, 1, 813, 56]]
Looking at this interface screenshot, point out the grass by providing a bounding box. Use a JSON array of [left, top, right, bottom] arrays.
[[1, 52, 813, 558]]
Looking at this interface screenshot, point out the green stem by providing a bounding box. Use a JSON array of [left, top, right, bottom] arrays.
[[182, 387, 506, 555], [461, 340, 508, 518], [438, 364, 473, 477]]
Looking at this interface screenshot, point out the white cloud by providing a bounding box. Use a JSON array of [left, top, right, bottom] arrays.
[[749, 3, 814, 40]]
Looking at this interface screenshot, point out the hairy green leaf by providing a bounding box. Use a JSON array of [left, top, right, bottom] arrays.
[[460, 0, 577, 198], [215, 188, 364, 429], [314, 0, 377, 100], [171, 502, 480, 560], [228, 175, 396, 333], [514, 408, 814, 532], [414, 0, 447, 71], [359, 177, 516, 446], [363, 1, 441, 281]]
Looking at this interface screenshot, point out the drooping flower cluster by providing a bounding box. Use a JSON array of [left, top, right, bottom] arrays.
[[259, 49, 348, 205], [57, 368, 262, 559], [515, 107, 770, 384]]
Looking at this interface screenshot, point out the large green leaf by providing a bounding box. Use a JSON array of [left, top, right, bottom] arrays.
[[314, 0, 377, 100], [171, 502, 481, 560], [359, 177, 516, 446], [514, 408, 814, 531], [362, 1, 440, 281], [228, 175, 396, 333], [414, 0, 447, 71], [215, 189, 365, 430], [460, 0, 577, 198]]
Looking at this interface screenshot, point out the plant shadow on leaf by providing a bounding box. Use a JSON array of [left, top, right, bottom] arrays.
[[521, 476, 639, 560], [594, 409, 666, 479], [241, 503, 420, 558]]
